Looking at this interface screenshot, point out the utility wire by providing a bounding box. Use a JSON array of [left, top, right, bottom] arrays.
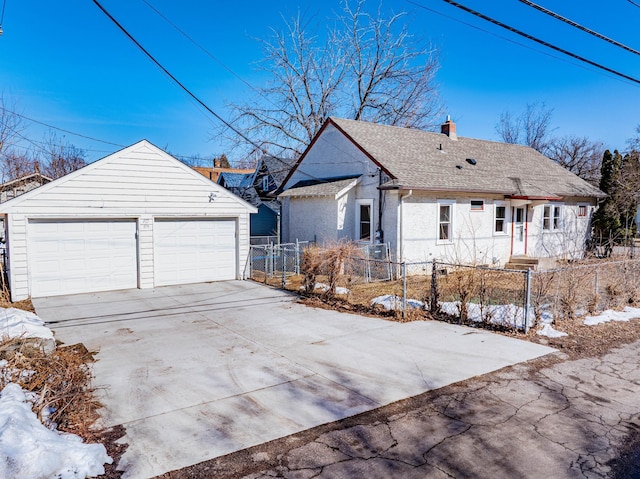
[[518, 0, 640, 56], [92, 0, 325, 183], [1, 107, 125, 147], [0, 0, 6, 26], [434, 0, 640, 86], [628, 0, 640, 9], [140, 0, 260, 95], [92, 0, 275, 163]]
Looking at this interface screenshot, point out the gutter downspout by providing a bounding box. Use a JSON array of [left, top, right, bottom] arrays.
[[399, 189, 413, 262]]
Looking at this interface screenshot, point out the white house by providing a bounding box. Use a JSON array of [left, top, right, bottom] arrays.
[[0, 140, 256, 301], [279, 117, 605, 266]]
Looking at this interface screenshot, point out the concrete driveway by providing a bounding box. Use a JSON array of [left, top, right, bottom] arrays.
[[33, 281, 554, 479]]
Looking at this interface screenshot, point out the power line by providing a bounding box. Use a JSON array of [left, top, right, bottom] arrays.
[[518, 0, 640, 56], [92, 0, 322, 183], [628, 0, 640, 9], [92, 1, 263, 157], [433, 0, 640, 86], [0, 107, 125, 147], [140, 0, 260, 95]]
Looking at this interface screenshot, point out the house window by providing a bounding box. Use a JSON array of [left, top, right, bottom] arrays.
[[262, 175, 270, 192], [470, 200, 484, 212], [356, 200, 373, 242], [494, 203, 507, 234], [578, 204, 588, 217], [437, 200, 455, 242], [543, 205, 562, 231]]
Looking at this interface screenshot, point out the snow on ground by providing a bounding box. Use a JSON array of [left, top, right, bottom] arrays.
[[300, 283, 351, 295], [0, 308, 112, 478], [537, 323, 568, 338], [584, 306, 640, 326], [315, 283, 350, 295], [0, 383, 112, 479], [0, 308, 54, 341], [371, 296, 570, 336], [371, 295, 424, 311], [439, 301, 532, 329]]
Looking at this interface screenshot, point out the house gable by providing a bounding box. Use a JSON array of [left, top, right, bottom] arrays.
[[0, 140, 256, 216], [282, 122, 384, 192]]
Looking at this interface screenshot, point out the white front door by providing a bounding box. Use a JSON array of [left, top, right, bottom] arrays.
[[513, 207, 526, 256]]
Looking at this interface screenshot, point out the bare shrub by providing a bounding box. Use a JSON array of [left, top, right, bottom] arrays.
[[300, 242, 364, 299], [301, 245, 323, 294], [0, 341, 100, 434]]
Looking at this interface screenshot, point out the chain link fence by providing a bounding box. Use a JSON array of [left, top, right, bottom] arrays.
[[245, 243, 640, 334]]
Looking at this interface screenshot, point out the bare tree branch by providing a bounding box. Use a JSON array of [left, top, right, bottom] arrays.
[[226, 0, 441, 158], [495, 102, 555, 153], [546, 135, 604, 185]]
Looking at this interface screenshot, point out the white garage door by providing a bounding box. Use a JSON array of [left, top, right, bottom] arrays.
[[153, 219, 236, 287], [28, 220, 138, 297]]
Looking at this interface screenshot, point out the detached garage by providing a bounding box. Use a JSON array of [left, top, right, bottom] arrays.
[[0, 140, 256, 301]]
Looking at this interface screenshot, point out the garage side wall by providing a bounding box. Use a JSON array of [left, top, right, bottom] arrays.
[[1, 142, 255, 301]]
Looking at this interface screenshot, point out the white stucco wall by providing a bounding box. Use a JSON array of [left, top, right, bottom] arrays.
[[284, 124, 376, 189], [0, 141, 255, 301], [528, 200, 595, 260], [398, 193, 512, 265]]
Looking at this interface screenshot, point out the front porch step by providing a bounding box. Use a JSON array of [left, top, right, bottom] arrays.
[[504, 256, 539, 271]]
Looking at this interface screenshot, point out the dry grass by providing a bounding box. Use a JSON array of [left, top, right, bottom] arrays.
[[0, 339, 100, 434]]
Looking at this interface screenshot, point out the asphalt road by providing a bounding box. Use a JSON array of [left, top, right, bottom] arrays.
[[165, 337, 640, 479]]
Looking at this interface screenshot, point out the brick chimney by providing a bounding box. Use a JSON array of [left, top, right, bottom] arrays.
[[441, 116, 457, 140]]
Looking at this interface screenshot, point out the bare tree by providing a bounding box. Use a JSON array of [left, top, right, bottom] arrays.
[[495, 102, 554, 153], [0, 95, 30, 181], [546, 135, 604, 185], [227, 0, 441, 157], [628, 124, 640, 153], [0, 95, 24, 156], [40, 133, 86, 179]]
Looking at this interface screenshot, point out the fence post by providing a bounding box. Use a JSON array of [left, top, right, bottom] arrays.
[[524, 268, 532, 334], [402, 262, 407, 316], [430, 258, 439, 315], [264, 245, 270, 284], [281, 247, 287, 288], [295, 240, 300, 275]]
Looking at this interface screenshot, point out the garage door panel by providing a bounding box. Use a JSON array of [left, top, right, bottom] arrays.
[[29, 220, 138, 297], [154, 219, 236, 287]]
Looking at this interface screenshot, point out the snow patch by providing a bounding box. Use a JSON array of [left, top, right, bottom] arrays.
[[300, 283, 350, 295], [584, 306, 640, 326], [439, 301, 533, 329], [371, 295, 424, 311], [0, 308, 54, 341], [0, 383, 112, 479], [537, 323, 568, 338]]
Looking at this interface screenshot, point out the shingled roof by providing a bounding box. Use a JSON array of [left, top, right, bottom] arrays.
[[309, 117, 605, 199]]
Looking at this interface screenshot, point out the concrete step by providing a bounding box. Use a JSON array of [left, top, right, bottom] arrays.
[[505, 256, 539, 271]]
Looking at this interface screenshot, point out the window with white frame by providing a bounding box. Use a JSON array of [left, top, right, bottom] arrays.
[[494, 202, 507, 234], [437, 200, 455, 242], [262, 175, 270, 191], [356, 199, 373, 242], [578, 204, 588, 218], [543, 204, 562, 231]]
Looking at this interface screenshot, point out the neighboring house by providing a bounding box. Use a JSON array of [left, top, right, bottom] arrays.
[[217, 155, 296, 241], [279, 117, 605, 266], [193, 166, 255, 183], [0, 140, 256, 301], [0, 172, 52, 242]]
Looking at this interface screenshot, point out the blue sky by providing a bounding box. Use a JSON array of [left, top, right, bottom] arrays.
[[1, 0, 638, 164]]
